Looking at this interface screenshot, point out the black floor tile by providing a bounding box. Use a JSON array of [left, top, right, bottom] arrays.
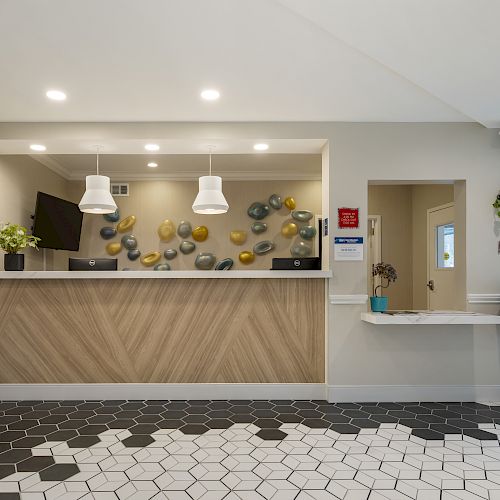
[[342, 410, 370, 419], [67, 435, 100, 448], [463, 414, 494, 424], [0, 464, 15, 479], [411, 428, 445, 440], [39, 463, 80, 481], [107, 419, 137, 429], [462, 428, 499, 441], [0, 493, 20, 499], [252, 410, 278, 418], [322, 414, 351, 424], [403, 406, 432, 414], [254, 419, 282, 429], [302, 418, 329, 428], [292, 402, 318, 410], [207, 410, 235, 419], [0, 449, 32, 464], [179, 424, 208, 435], [250, 401, 275, 409], [47, 430, 78, 441], [11, 436, 45, 448], [377, 403, 404, 410], [330, 423, 360, 434], [205, 419, 233, 429], [418, 414, 446, 424], [397, 419, 429, 429], [8, 420, 38, 431], [17, 455, 54, 472], [447, 418, 479, 428], [370, 414, 399, 424], [228, 414, 257, 423], [276, 414, 303, 424], [161, 410, 188, 420], [122, 435, 155, 447], [0, 431, 25, 443], [128, 424, 158, 434], [78, 424, 108, 435], [430, 424, 462, 434], [208, 402, 232, 410], [350, 418, 380, 428], [256, 429, 287, 440], [183, 415, 210, 424]]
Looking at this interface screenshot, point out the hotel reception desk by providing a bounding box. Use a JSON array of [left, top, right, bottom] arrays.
[[0, 271, 329, 386]]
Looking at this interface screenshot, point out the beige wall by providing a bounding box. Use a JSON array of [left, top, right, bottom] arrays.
[[411, 184, 454, 309], [0, 155, 68, 270], [368, 185, 413, 310], [68, 179, 322, 271]]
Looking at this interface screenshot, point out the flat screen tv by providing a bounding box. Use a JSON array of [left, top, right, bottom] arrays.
[[32, 192, 83, 251]]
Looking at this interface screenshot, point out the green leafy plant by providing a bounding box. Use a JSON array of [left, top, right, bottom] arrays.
[[493, 194, 500, 217], [0, 223, 40, 254], [372, 262, 397, 297]]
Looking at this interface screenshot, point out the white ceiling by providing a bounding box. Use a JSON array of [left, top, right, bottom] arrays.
[[0, 0, 497, 125], [34, 154, 322, 181]]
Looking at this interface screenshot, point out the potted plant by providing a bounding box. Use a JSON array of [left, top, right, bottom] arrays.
[[0, 223, 41, 271], [371, 262, 397, 312]]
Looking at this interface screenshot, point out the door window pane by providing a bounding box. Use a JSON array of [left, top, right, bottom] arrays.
[[437, 223, 454, 268]]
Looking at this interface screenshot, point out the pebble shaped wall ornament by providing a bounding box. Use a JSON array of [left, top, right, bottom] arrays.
[[141, 251, 161, 266], [164, 249, 178, 260], [127, 249, 141, 261], [269, 194, 282, 210], [284, 197, 296, 210], [247, 202, 270, 220], [239, 251, 255, 265], [253, 240, 275, 255], [215, 258, 234, 270], [195, 253, 216, 270], [292, 210, 313, 222], [230, 230, 247, 245], [251, 222, 267, 235], [291, 241, 312, 258], [179, 241, 196, 255], [103, 209, 120, 223], [281, 221, 298, 238], [105, 242, 122, 256], [192, 226, 209, 242], [177, 220, 192, 238], [157, 219, 176, 241], [117, 215, 136, 233], [100, 227, 116, 240], [154, 263, 171, 271], [299, 225, 317, 240], [121, 234, 138, 250]]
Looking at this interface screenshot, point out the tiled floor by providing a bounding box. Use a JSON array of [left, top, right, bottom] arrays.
[[1, 400, 500, 499]]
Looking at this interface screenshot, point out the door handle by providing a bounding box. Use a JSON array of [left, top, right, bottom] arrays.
[[427, 280, 435, 291]]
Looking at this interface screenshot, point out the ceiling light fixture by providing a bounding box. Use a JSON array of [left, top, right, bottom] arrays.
[[200, 89, 220, 101], [46, 89, 66, 101], [29, 144, 46, 152], [78, 146, 117, 214], [192, 146, 229, 214], [147, 162, 158, 168], [253, 143, 269, 151], [145, 144, 160, 151]]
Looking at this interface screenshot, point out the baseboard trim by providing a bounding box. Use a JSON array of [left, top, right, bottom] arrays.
[[330, 294, 368, 305], [328, 384, 500, 402], [0, 383, 327, 401], [467, 294, 500, 304]]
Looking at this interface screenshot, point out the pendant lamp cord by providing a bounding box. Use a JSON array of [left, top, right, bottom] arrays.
[[95, 145, 101, 176], [208, 147, 213, 176]]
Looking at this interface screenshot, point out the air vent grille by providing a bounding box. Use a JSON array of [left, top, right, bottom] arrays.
[[111, 183, 129, 196]]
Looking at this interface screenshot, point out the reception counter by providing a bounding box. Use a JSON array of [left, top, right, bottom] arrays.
[[0, 271, 328, 387]]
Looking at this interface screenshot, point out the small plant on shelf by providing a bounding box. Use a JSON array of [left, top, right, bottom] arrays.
[[0, 223, 40, 271], [370, 262, 397, 312], [493, 193, 500, 218]]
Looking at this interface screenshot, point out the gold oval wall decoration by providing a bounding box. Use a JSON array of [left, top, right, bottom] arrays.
[[157, 219, 176, 241], [105, 242, 122, 256], [192, 226, 209, 242], [284, 197, 296, 210], [117, 215, 137, 233], [281, 221, 298, 238], [230, 230, 247, 245], [141, 251, 161, 266], [239, 251, 255, 265]]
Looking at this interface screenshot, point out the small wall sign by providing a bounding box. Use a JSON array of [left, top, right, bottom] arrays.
[[334, 236, 364, 261], [338, 207, 359, 228]]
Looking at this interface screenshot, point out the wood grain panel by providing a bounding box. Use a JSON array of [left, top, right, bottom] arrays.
[[0, 278, 325, 383]]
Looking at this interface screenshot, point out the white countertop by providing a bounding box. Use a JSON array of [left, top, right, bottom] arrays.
[[361, 311, 500, 325], [0, 270, 332, 280]]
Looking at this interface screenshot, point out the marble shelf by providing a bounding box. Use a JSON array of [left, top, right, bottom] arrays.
[[361, 311, 500, 325], [0, 270, 332, 280]]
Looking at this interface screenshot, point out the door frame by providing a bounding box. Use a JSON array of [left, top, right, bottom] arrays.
[[426, 202, 455, 309], [368, 215, 382, 296]]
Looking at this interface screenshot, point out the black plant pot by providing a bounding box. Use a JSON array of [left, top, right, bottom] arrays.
[[4, 253, 24, 271]]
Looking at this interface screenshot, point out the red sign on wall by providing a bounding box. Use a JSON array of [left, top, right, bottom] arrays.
[[338, 207, 359, 228]]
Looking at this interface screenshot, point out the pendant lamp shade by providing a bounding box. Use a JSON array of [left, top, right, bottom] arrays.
[[192, 175, 229, 214], [192, 148, 228, 214], [79, 147, 117, 214]]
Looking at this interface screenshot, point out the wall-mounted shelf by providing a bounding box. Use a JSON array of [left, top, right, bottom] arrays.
[[0, 270, 332, 280], [361, 311, 500, 325]]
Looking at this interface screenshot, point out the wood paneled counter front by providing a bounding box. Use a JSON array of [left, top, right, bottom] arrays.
[[0, 276, 326, 384]]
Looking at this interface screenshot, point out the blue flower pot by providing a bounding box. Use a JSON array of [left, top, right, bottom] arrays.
[[370, 296, 388, 312]]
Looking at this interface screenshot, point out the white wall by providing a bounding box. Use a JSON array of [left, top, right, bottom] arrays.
[[1, 122, 499, 400]]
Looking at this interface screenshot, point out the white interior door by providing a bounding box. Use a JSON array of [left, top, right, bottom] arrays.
[[427, 203, 456, 310], [367, 215, 382, 296]]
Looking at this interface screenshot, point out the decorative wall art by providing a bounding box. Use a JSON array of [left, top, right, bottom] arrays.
[[251, 222, 267, 234], [215, 258, 233, 270], [230, 230, 247, 245], [284, 196, 296, 210], [127, 249, 141, 261], [100, 227, 116, 240], [121, 234, 137, 250], [164, 249, 178, 260], [269, 194, 282, 210], [195, 252, 216, 270], [105, 242, 122, 256], [253, 240, 275, 255], [103, 208, 120, 223], [117, 215, 136, 233], [281, 221, 298, 238], [157, 219, 176, 241], [247, 202, 270, 220], [239, 251, 255, 264], [154, 263, 171, 271], [141, 251, 161, 266], [192, 225, 208, 242], [177, 220, 192, 238], [179, 241, 196, 255]]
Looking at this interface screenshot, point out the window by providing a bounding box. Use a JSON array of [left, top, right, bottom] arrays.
[[436, 223, 454, 268]]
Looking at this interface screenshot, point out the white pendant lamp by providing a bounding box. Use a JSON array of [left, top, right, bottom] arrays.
[[79, 146, 117, 214], [192, 147, 229, 214]]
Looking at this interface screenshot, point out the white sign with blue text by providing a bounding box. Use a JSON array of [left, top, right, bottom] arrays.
[[334, 237, 364, 261]]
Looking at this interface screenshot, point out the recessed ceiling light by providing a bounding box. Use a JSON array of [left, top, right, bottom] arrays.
[[200, 89, 220, 101], [253, 143, 269, 151], [46, 89, 67, 101], [30, 144, 46, 152], [144, 144, 160, 151], [147, 162, 158, 168]]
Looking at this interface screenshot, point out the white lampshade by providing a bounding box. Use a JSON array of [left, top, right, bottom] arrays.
[[192, 176, 229, 214], [79, 175, 117, 214]]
